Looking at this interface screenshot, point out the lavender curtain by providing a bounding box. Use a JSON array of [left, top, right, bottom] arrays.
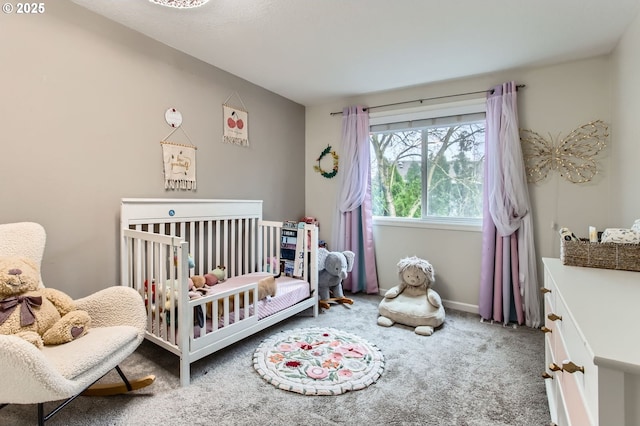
[[331, 105, 379, 294], [479, 82, 541, 327]]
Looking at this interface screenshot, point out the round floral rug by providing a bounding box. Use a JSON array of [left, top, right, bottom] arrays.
[[252, 327, 384, 395]]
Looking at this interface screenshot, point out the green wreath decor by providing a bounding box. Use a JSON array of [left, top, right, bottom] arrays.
[[314, 145, 339, 179]]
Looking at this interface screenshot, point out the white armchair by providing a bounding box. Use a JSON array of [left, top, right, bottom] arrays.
[[0, 222, 153, 425]]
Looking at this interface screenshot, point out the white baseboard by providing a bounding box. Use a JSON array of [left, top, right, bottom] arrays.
[[442, 299, 478, 314], [376, 289, 479, 315]]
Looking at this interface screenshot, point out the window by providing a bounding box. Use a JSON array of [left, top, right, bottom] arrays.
[[369, 100, 486, 224]]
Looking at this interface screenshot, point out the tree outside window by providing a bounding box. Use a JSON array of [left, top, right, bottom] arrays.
[[370, 118, 485, 220]]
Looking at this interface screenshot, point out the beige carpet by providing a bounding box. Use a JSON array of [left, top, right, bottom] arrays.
[[2, 294, 550, 425]]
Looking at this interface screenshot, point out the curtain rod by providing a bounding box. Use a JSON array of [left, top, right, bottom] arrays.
[[329, 84, 525, 116]]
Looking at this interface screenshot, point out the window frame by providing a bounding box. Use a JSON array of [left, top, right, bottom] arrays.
[[369, 98, 486, 231]]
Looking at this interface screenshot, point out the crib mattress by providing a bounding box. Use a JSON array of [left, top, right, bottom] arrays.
[[152, 273, 310, 340], [188, 272, 310, 337], [209, 272, 310, 319]]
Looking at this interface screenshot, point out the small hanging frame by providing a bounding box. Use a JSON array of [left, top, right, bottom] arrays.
[[160, 107, 197, 190], [223, 92, 249, 147]]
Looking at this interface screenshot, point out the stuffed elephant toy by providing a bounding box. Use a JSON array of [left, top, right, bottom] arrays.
[[317, 247, 355, 309]]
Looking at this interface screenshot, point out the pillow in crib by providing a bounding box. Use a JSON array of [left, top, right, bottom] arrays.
[[632, 219, 640, 233], [600, 228, 640, 244]]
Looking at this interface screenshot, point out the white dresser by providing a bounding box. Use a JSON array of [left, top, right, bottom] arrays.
[[542, 258, 640, 426]]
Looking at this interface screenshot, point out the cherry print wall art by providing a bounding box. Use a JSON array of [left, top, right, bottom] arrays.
[[223, 104, 249, 147]]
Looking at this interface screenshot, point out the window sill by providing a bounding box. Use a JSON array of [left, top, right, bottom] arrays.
[[372, 216, 482, 233]]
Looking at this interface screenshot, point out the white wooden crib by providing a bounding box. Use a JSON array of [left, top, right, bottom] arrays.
[[120, 198, 318, 386]]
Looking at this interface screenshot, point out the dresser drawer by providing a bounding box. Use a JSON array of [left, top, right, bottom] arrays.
[[544, 269, 594, 425], [543, 295, 556, 348], [555, 335, 593, 425], [543, 258, 640, 426], [554, 295, 597, 425], [542, 268, 556, 311]]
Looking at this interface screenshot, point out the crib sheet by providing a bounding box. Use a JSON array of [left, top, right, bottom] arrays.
[[209, 272, 310, 319], [194, 272, 310, 335]]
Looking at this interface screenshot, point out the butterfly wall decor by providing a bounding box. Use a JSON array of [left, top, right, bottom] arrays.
[[519, 120, 609, 184]]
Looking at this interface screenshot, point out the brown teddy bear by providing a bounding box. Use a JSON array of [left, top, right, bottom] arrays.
[[0, 256, 91, 348]]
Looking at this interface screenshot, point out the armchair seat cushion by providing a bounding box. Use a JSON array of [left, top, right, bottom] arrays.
[[42, 326, 140, 380]]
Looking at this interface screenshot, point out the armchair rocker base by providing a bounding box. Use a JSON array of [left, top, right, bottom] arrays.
[[82, 374, 155, 397], [1, 365, 154, 425]]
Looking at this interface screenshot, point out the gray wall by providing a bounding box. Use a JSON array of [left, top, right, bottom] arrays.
[[0, 1, 305, 298]]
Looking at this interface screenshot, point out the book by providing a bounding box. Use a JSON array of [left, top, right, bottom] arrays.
[[292, 222, 305, 277]]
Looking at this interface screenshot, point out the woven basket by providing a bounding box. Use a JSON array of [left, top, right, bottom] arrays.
[[561, 238, 640, 272]]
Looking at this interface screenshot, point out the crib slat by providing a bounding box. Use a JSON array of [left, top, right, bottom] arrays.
[[223, 220, 229, 276], [214, 222, 220, 273], [207, 220, 213, 273], [196, 221, 203, 275], [232, 220, 238, 276], [252, 218, 258, 272], [261, 223, 269, 272], [243, 219, 248, 274], [147, 240, 159, 341]]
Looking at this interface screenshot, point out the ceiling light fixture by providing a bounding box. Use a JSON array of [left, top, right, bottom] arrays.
[[149, 0, 210, 8]]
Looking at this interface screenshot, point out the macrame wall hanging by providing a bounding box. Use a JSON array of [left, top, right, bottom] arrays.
[[223, 92, 249, 147], [161, 108, 197, 190], [519, 120, 608, 184]]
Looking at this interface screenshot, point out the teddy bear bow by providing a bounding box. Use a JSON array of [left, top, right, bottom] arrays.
[[0, 295, 43, 326]]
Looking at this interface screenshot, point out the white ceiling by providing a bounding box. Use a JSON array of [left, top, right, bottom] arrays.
[[71, 0, 640, 106]]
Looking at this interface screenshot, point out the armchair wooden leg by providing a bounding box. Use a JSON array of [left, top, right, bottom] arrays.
[[81, 366, 155, 397]]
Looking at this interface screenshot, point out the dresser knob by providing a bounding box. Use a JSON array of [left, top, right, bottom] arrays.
[[549, 363, 562, 372], [541, 372, 553, 380], [547, 313, 562, 321], [540, 287, 551, 294], [562, 360, 585, 374], [540, 326, 552, 333]]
